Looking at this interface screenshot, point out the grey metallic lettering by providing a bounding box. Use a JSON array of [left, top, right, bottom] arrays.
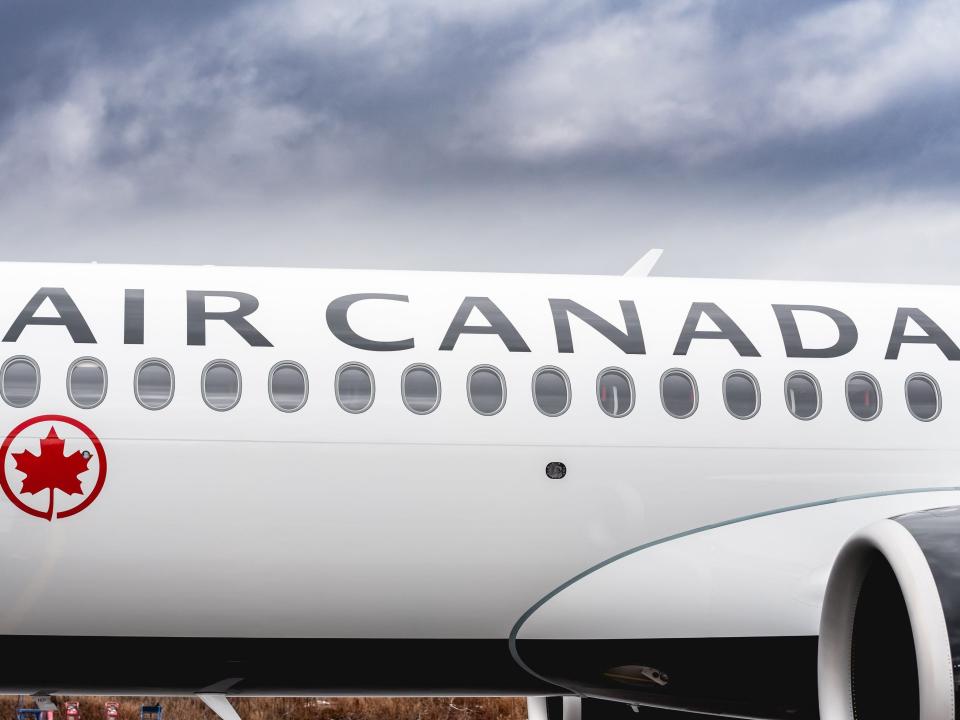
[[772, 304, 858, 359], [124, 289, 145, 345], [326, 294, 414, 351], [440, 297, 530, 352], [674, 302, 760, 357], [885, 307, 960, 361], [3, 287, 96, 344], [549, 299, 645, 354], [186, 291, 273, 347]]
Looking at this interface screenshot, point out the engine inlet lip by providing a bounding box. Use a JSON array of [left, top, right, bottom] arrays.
[[817, 520, 954, 720]]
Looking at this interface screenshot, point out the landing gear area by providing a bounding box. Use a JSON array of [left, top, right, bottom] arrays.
[[529, 697, 715, 720]]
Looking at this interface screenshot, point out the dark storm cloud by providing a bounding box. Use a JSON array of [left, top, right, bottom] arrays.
[[3, 0, 957, 193], [0, 0, 245, 120], [1, 0, 960, 280]]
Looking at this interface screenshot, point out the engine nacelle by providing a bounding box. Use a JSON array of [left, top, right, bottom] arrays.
[[819, 507, 960, 720]]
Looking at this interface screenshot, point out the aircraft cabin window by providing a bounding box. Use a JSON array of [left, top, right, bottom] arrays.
[[67, 357, 107, 409], [785, 371, 821, 420], [402, 364, 441, 415], [269, 361, 308, 413], [468, 365, 506, 415], [0, 356, 40, 408], [597, 368, 634, 418], [202, 359, 242, 412], [723, 370, 760, 420], [846, 372, 882, 421], [336, 362, 375, 413], [533, 366, 570, 417], [135, 359, 175, 410], [661, 369, 698, 419], [906, 373, 940, 422]]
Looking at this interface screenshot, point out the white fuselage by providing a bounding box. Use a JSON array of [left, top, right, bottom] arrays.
[[0, 262, 957, 695]]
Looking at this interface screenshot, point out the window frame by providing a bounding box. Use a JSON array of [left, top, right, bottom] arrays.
[[660, 368, 699, 420], [722, 369, 760, 420], [784, 370, 822, 421], [134, 358, 176, 411], [0, 355, 41, 408], [904, 372, 941, 422], [532, 365, 571, 417], [401, 363, 441, 415], [268, 360, 309, 413], [467, 364, 507, 416], [845, 371, 882, 422], [596, 366, 635, 419], [201, 358, 243, 412], [66, 356, 108, 410], [335, 361, 375, 414]]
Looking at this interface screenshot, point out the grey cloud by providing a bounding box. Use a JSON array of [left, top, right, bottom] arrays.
[[0, 0, 959, 280], [464, 1, 960, 165], [7, 0, 960, 195]]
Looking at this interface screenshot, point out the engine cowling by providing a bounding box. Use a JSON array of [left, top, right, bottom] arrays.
[[819, 507, 960, 720]]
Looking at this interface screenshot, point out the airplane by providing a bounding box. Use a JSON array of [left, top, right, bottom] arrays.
[[0, 249, 957, 720]]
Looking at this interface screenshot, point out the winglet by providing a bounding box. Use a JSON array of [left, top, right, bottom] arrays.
[[624, 249, 664, 277]]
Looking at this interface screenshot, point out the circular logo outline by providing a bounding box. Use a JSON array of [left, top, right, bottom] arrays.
[[0, 414, 107, 521]]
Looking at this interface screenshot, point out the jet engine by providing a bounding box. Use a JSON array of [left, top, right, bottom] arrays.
[[818, 506, 960, 720]]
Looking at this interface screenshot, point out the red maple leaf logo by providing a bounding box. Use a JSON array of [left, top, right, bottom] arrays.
[[13, 426, 89, 499]]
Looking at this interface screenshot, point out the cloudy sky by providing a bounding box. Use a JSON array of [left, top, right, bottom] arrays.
[[2, 0, 959, 282]]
